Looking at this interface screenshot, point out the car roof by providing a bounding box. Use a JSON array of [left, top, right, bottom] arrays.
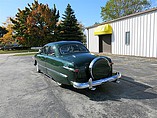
[[45, 41, 82, 47]]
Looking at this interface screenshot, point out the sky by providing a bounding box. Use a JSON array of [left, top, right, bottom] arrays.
[[0, 0, 157, 27]]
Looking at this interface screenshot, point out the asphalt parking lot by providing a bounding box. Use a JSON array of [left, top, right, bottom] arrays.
[[0, 53, 157, 118]]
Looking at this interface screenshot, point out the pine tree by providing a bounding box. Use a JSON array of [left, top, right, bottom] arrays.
[[59, 4, 83, 42]]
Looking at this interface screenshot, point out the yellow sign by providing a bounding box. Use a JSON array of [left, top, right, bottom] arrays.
[[94, 24, 112, 35]]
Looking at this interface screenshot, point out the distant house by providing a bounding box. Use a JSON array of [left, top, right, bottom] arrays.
[[86, 8, 157, 58]]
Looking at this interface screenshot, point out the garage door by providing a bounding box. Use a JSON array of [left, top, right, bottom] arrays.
[[99, 34, 111, 53]]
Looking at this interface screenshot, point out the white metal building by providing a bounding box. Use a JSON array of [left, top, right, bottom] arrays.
[[86, 8, 157, 58]]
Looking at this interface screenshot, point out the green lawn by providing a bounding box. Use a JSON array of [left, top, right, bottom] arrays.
[[13, 52, 37, 56], [0, 49, 38, 54]]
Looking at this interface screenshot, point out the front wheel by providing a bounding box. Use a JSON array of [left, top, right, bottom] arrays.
[[36, 63, 41, 73]]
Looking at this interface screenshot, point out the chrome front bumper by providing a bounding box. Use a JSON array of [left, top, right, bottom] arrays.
[[71, 72, 121, 89]]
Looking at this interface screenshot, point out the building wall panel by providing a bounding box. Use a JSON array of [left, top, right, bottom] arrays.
[[138, 16, 141, 56], [88, 28, 99, 52], [150, 12, 155, 57], [130, 18, 134, 56], [154, 12, 157, 57], [143, 14, 147, 57], [140, 15, 144, 56], [146, 13, 151, 57], [86, 9, 157, 58], [111, 22, 115, 53], [111, 11, 157, 57]]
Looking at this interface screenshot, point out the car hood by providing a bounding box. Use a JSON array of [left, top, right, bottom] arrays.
[[61, 53, 96, 67]]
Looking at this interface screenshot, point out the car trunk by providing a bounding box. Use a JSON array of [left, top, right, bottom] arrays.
[[60, 53, 95, 82], [60, 53, 96, 67], [60, 53, 112, 83]]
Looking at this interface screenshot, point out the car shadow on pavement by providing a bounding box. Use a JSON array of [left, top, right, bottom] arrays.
[[62, 75, 157, 101]]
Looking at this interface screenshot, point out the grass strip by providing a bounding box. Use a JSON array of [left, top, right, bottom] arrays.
[[0, 49, 38, 54], [13, 52, 37, 56]]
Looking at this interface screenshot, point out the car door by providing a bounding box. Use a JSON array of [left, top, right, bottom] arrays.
[[45, 46, 69, 84], [37, 46, 49, 74]]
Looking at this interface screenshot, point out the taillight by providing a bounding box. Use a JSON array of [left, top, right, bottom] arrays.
[[74, 69, 79, 73]]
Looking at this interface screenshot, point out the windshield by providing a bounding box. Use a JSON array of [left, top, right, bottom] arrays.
[[59, 44, 89, 55]]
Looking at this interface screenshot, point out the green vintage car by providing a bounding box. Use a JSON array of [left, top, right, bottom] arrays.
[[34, 41, 121, 90]]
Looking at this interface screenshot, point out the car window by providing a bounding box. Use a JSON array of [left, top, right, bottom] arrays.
[[41, 46, 49, 54], [60, 44, 89, 55], [48, 46, 55, 56]]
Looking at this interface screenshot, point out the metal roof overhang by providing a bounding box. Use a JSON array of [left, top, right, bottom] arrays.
[[94, 24, 112, 35]]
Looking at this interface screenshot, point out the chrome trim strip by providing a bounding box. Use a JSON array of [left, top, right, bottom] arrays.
[[38, 64, 68, 78], [63, 66, 75, 72], [71, 72, 121, 89], [47, 68, 68, 78]]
